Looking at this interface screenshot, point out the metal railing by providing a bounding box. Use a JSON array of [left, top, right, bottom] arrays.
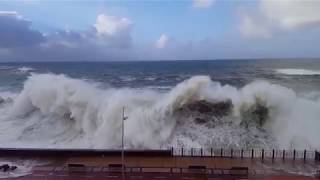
[[170, 147, 319, 161]]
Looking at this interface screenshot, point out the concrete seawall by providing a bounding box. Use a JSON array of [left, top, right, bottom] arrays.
[[0, 148, 172, 157]]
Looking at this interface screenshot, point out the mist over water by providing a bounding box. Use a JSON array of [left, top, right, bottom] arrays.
[[0, 60, 320, 150]]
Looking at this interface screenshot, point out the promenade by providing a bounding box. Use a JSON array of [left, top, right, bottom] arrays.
[[0, 148, 318, 179]]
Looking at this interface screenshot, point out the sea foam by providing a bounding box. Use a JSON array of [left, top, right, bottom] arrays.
[[0, 73, 319, 150]]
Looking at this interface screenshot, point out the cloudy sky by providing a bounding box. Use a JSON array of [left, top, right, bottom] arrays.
[[1, 0, 320, 61]]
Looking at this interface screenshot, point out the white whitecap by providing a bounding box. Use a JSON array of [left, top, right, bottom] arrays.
[[18, 67, 34, 73], [0, 66, 14, 70], [276, 68, 320, 75], [119, 76, 136, 82]]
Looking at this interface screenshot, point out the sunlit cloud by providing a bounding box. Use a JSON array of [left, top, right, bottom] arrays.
[[193, 0, 215, 8]]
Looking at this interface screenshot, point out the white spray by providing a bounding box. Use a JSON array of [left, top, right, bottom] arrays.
[[0, 73, 319, 150]]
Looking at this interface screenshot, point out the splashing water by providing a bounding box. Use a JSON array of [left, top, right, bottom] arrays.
[[0, 73, 319, 150]]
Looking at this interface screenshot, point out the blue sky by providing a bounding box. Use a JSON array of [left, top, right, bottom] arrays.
[[0, 0, 237, 41], [0, 0, 320, 61]]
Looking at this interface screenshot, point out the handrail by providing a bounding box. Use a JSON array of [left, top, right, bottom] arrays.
[[169, 147, 318, 161]]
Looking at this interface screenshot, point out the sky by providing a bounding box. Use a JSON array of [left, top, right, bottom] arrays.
[[0, 0, 320, 61]]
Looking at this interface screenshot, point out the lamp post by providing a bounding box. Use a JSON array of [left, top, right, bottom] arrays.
[[122, 107, 127, 180]]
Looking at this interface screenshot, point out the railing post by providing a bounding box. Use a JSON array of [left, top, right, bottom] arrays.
[[283, 150, 285, 160], [171, 147, 173, 156], [181, 147, 183, 157], [272, 149, 275, 160], [251, 149, 254, 159], [241, 149, 243, 158], [211, 148, 213, 157], [221, 148, 223, 157], [293, 149, 296, 160], [191, 148, 193, 157], [231, 149, 233, 158], [304, 150, 306, 161], [262, 149, 264, 161], [201, 148, 203, 157]]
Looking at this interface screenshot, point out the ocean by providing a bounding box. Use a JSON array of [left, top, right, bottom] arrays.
[[0, 59, 320, 150]]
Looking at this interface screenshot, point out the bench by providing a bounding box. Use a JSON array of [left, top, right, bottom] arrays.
[[67, 163, 87, 172]]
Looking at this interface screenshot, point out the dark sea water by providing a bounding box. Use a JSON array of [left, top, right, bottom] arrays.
[[0, 59, 320, 151], [1, 59, 320, 92]]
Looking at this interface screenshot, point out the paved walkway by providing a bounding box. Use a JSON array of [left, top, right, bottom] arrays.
[[19, 171, 318, 180], [5, 155, 320, 179], [66, 156, 320, 175]]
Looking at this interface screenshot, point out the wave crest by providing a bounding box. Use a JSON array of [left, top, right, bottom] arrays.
[[1, 73, 320, 150]]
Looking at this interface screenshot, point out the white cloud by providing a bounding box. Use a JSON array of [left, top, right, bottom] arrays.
[[239, 0, 320, 38], [193, 0, 215, 8], [155, 34, 170, 49], [0, 11, 22, 18], [21, 0, 40, 4], [0, 11, 44, 48], [239, 15, 270, 38], [94, 14, 132, 36], [261, 0, 320, 30], [0, 48, 11, 55], [0, 11, 18, 15]]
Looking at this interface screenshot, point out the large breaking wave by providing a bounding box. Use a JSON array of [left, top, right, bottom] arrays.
[[0, 73, 320, 150]]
